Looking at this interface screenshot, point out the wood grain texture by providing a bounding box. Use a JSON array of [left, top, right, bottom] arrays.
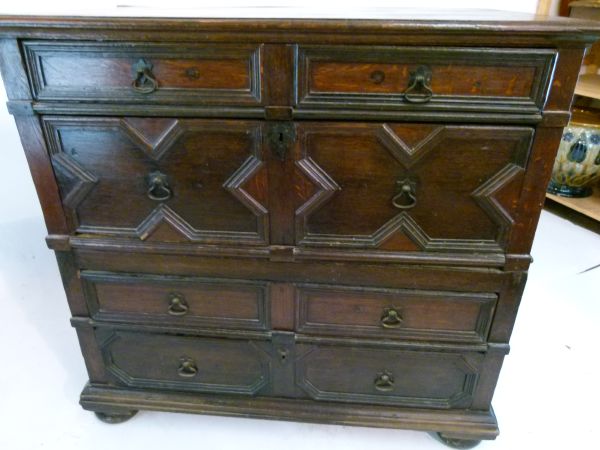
[[294, 122, 532, 254], [13, 115, 70, 234], [55, 251, 88, 316], [23, 41, 262, 105], [81, 271, 270, 331], [80, 383, 500, 439], [97, 329, 271, 395], [0, 38, 31, 99], [295, 344, 482, 408], [270, 283, 295, 331], [0, 11, 596, 443], [43, 116, 269, 245], [73, 249, 508, 293], [295, 284, 496, 343], [297, 46, 555, 114]]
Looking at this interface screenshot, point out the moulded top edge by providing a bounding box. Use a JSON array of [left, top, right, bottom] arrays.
[[0, 8, 599, 39]]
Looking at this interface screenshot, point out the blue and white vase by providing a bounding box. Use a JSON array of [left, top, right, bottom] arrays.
[[547, 125, 600, 198]]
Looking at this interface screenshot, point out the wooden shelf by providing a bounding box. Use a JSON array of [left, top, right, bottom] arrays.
[[546, 186, 600, 222], [575, 74, 600, 100]]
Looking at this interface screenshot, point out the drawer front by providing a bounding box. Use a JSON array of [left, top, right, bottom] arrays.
[[24, 41, 261, 105], [44, 117, 269, 245], [99, 330, 270, 395], [82, 271, 269, 331], [296, 46, 555, 113], [294, 122, 533, 253], [296, 344, 482, 408], [296, 284, 496, 343]]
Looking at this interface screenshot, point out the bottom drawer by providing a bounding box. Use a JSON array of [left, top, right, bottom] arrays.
[[296, 344, 483, 409], [90, 327, 489, 409], [97, 329, 271, 395]]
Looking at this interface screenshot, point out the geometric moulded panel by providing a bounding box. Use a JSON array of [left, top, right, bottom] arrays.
[[44, 117, 269, 245], [295, 122, 532, 253]]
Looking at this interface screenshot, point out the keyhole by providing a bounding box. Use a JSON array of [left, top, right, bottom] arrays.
[[278, 348, 289, 363], [278, 132, 284, 143]]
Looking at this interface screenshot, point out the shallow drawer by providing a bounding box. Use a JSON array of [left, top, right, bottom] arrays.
[[98, 330, 270, 395], [296, 284, 496, 343], [82, 271, 269, 331], [296, 344, 483, 408], [296, 46, 555, 113], [24, 41, 261, 105], [44, 116, 269, 246]]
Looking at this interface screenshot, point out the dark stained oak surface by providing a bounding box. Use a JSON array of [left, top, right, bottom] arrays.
[[98, 330, 271, 395], [296, 344, 483, 408], [1, 9, 600, 33], [295, 284, 496, 343], [297, 46, 555, 114], [24, 41, 262, 105], [43, 116, 269, 245], [1, 10, 598, 445], [81, 271, 269, 331], [294, 122, 532, 253]]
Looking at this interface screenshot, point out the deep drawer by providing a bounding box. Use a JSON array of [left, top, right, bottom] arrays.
[[296, 344, 483, 408], [296, 284, 496, 343], [24, 41, 262, 105], [82, 271, 269, 331], [98, 329, 270, 395], [294, 122, 533, 254], [296, 45, 555, 113], [44, 116, 269, 246]]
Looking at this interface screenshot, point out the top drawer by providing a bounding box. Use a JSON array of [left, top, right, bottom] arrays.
[[23, 41, 262, 105], [296, 46, 556, 114]]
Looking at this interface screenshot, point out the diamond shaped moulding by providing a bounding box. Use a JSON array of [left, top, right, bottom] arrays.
[[223, 154, 269, 218], [376, 123, 444, 169], [294, 123, 528, 252], [44, 117, 269, 244], [132, 122, 269, 245], [295, 123, 443, 250], [120, 118, 185, 162], [295, 157, 341, 220], [50, 152, 98, 223], [471, 163, 525, 248]]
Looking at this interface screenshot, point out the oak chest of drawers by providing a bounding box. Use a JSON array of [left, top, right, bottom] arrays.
[[1, 10, 598, 448]]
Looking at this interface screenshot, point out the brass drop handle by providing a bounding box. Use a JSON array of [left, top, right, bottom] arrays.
[[392, 179, 417, 210], [132, 58, 158, 94], [403, 66, 433, 104], [167, 294, 188, 316], [178, 357, 198, 378], [380, 307, 403, 329], [146, 170, 172, 202], [374, 372, 395, 392]]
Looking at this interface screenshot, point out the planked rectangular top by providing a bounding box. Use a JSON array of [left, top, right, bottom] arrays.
[[0, 8, 599, 38]]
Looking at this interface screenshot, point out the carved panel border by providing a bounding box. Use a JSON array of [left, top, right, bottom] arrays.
[[81, 270, 270, 331], [24, 41, 262, 105], [295, 123, 533, 253], [295, 345, 481, 409], [295, 283, 497, 343], [296, 45, 556, 114], [98, 330, 271, 396], [42, 116, 269, 245]]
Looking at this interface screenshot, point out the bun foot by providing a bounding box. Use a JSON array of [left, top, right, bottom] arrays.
[[436, 432, 481, 449], [94, 410, 138, 424]]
